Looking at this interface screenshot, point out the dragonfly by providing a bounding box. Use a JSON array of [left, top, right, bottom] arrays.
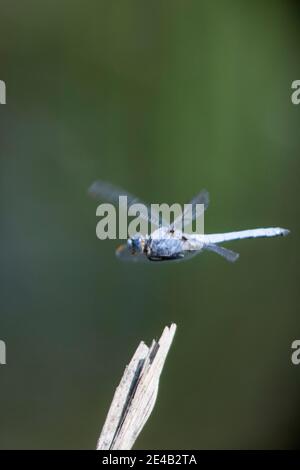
[[89, 180, 289, 263]]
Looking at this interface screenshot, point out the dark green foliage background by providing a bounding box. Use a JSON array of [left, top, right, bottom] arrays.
[[0, 1, 299, 449]]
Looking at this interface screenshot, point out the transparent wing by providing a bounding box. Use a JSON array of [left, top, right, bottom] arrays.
[[172, 189, 210, 230], [88, 180, 165, 228], [171, 250, 201, 263], [204, 243, 239, 263], [177, 243, 238, 263], [115, 244, 149, 263], [187, 189, 210, 212]]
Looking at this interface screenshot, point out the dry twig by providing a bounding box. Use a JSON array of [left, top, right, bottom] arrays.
[[97, 323, 177, 450]]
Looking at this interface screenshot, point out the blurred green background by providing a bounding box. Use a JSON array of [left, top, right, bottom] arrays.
[[0, 0, 299, 449]]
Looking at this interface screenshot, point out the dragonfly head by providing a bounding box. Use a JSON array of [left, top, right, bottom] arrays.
[[127, 235, 145, 254]]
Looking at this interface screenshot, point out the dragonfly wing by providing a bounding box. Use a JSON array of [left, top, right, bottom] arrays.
[[173, 189, 210, 230], [115, 244, 149, 263], [88, 180, 165, 228], [175, 250, 201, 262], [204, 243, 239, 263], [187, 189, 210, 211]]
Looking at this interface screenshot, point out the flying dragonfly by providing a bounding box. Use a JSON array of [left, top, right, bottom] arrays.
[[88, 180, 289, 263]]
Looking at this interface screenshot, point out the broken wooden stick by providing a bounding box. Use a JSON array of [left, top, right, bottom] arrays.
[[96, 323, 177, 450]]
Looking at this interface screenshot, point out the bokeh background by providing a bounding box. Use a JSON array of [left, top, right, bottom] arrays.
[[0, 0, 299, 449]]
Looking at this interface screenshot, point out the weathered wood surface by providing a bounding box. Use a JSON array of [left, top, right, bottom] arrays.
[[97, 323, 177, 450]]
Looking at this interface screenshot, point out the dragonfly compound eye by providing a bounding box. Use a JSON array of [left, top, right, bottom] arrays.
[[129, 236, 144, 254], [127, 239, 134, 253]]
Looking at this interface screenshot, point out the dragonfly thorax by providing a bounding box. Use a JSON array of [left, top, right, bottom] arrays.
[[150, 226, 181, 240]]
